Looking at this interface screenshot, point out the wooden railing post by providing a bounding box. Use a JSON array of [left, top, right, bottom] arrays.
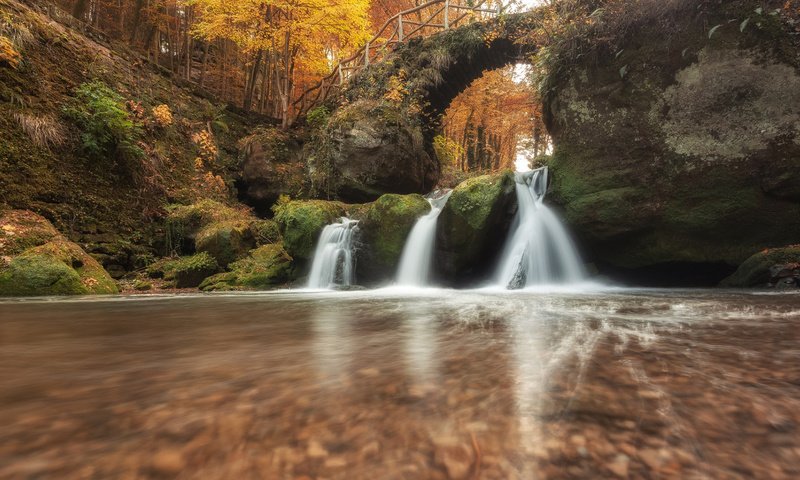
[[338, 64, 343, 85], [444, 0, 449, 29], [398, 14, 404, 42], [365, 41, 370, 66]]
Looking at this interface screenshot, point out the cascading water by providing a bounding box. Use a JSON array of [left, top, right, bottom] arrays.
[[307, 218, 359, 289], [495, 167, 586, 288], [396, 191, 452, 286]]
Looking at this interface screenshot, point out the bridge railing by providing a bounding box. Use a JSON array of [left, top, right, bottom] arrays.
[[293, 0, 500, 120]]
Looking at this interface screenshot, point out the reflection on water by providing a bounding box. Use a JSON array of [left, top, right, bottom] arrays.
[[1, 290, 800, 479]]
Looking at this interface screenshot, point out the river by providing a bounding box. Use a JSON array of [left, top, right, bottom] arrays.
[[1, 288, 799, 479]]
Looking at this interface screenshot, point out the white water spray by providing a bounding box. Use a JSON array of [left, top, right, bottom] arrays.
[[307, 218, 359, 289], [396, 191, 452, 286], [495, 167, 586, 288]]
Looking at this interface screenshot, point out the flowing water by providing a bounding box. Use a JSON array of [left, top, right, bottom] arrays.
[[307, 218, 359, 289], [1, 289, 799, 479], [496, 168, 586, 288], [396, 192, 453, 287]]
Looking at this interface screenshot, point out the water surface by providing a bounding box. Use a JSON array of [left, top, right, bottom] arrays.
[[1, 289, 799, 479]]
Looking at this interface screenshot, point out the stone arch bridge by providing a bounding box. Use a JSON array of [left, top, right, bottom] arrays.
[[307, 12, 543, 201]]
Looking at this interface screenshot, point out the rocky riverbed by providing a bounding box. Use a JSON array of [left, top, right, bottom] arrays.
[[1, 289, 799, 479]]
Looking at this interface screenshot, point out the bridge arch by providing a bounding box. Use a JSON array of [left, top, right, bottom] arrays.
[[308, 13, 542, 201]]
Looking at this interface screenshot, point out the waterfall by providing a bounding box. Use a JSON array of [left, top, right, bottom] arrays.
[[495, 167, 586, 288], [307, 218, 359, 289], [396, 191, 452, 287]]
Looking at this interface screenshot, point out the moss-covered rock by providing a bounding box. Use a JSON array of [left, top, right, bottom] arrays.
[[435, 171, 516, 283], [200, 244, 293, 291], [237, 127, 307, 215], [354, 193, 430, 283], [147, 253, 219, 288], [272, 199, 347, 261], [0, 210, 119, 296], [165, 200, 250, 255], [308, 100, 438, 202], [721, 246, 800, 288], [195, 221, 255, 267], [544, 2, 800, 282], [0, 210, 61, 256], [0, 239, 119, 296]]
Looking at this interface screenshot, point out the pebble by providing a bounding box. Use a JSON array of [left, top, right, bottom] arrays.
[[151, 449, 186, 475]]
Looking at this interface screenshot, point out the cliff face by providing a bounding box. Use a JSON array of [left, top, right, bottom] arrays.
[[544, 2, 800, 283]]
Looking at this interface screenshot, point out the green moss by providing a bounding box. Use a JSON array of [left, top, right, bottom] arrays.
[[133, 279, 153, 291], [0, 255, 84, 296], [721, 246, 800, 287], [250, 219, 282, 246], [165, 200, 246, 254], [357, 194, 430, 276], [437, 171, 516, 276], [0, 237, 119, 296], [200, 244, 293, 291], [149, 252, 219, 288], [445, 171, 514, 232], [272, 199, 347, 261], [195, 220, 255, 267], [0, 209, 61, 256]]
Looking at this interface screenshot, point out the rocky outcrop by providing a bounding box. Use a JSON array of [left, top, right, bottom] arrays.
[[309, 100, 439, 202], [236, 128, 306, 215], [435, 172, 516, 284], [272, 199, 348, 262], [545, 5, 800, 283], [146, 253, 220, 289], [0, 210, 118, 296], [354, 193, 431, 284], [200, 244, 293, 291], [721, 246, 800, 288]]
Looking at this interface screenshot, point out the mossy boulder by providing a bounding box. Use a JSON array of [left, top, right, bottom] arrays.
[[0, 240, 119, 296], [354, 193, 431, 284], [272, 199, 347, 261], [237, 127, 307, 215], [544, 3, 800, 283], [0, 210, 118, 296], [435, 171, 516, 283], [195, 220, 256, 268], [200, 244, 293, 291], [721, 246, 800, 288], [147, 253, 219, 288], [165, 200, 250, 255], [308, 100, 439, 202], [0, 210, 61, 256]]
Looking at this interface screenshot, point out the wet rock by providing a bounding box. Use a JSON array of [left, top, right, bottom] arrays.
[[434, 443, 473, 480], [435, 171, 516, 284], [151, 449, 186, 475], [200, 244, 292, 292], [272, 199, 347, 262], [353, 193, 430, 284], [307, 100, 439, 203], [607, 455, 630, 478], [195, 221, 256, 268], [546, 7, 800, 278], [721, 246, 800, 288]]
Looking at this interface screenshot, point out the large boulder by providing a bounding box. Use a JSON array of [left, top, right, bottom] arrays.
[[545, 4, 800, 283], [309, 100, 439, 202], [195, 221, 255, 268], [435, 172, 516, 284], [272, 199, 348, 262], [236, 127, 306, 215], [200, 244, 293, 291], [721, 246, 800, 288], [354, 193, 431, 284], [0, 210, 118, 296], [145, 252, 220, 288]]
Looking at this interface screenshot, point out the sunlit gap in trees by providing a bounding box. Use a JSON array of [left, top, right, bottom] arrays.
[[436, 62, 551, 183]]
